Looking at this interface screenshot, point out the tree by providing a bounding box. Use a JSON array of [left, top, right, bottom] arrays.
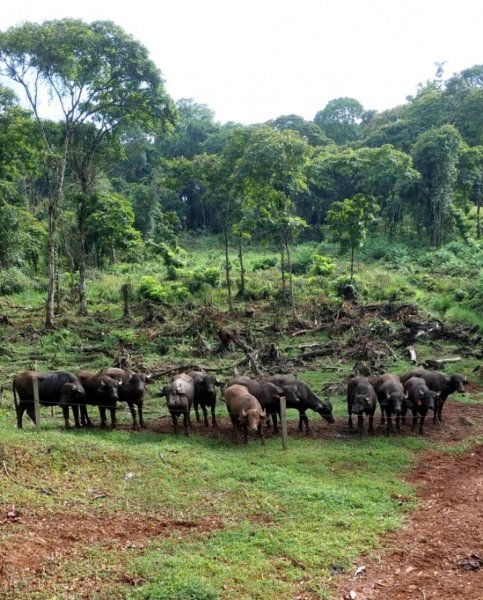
[[0, 19, 175, 325], [326, 193, 379, 284], [225, 125, 309, 314], [314, 97, 365, 145], [267, 114, 331, 147], [411, 125, 463, 246], [458, 145, 483, 238]]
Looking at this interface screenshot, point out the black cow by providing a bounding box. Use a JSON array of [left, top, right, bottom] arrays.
[[102, 367, 149, 430], [374, 373, 405, 433], [12, 371, 85, 429], [187, 370, 217, 427], [263, 374, 334, 433], [76, 370, 120, 429], [162, 373, 194, 435], [347, 376, 377, 434], [402, 376, 438, 435], [401, 368, 466, 423], [226, 376, 285, 432]]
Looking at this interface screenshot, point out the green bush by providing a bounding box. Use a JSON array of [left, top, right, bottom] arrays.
[[252, 257, 277, 271], [309, 255, 336, 276], [0, 268, 30, 295], [137, 276, 190, 304], [445, 306, 483, 331], [289, 248, 314, 274]]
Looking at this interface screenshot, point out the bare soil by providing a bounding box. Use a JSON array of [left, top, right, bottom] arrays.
[[333, 400, 483, 600]]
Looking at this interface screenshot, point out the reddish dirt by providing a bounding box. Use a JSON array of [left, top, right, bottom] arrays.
[[0, 511, 223, 594], [334, 444, 483, 600]]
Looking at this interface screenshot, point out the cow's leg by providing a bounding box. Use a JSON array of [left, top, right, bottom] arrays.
[[368, 412, 375, 435], [242, 423, 248, 444], [258, 423, 265, 446], [211, 403, 217, 428], [411, 410, 418, 433], [303, 414, 310, 434], [348, 411, 353, 430], [401, 405, 407, 426], [138, 402, 145, 429], [271, 413, 279, 433], [395, 413, 401, 433], [99, 406, 108, 429], [16, 403, 26, 428], [194, 401, 201, 423], [380, 407, 386, 426], [25, 405, 36, 426], [71, 405, 81, 428], [183, 411, 190, 436], [437, 398, 445, 424], [81, 405, 93, 427], [171, 413, 178, 435], [357, 413, 364, 435], [386, 412, 393, 434], [201, 404, 209, 427], [109, 407, 116, 430], [127, 402, 139, 431], [419, 415, 426, 435], [61, 405, 71, 429]]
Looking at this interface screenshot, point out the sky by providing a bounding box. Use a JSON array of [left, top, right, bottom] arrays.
[[1, 0, 482, 125]]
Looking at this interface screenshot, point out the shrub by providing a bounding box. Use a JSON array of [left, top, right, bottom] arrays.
[[289, 248, 314, 274], [0, 268, 30, 295], [137, 277, 190, 304], [309, 255, 336, 277], [252, 257, 277, 271]]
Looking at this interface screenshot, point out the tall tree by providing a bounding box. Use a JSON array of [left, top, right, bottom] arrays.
[[0, 19, 175, 325], [412, 124, 463, 246], [314, 97, 365, 145], [326, 194, 379, 284]]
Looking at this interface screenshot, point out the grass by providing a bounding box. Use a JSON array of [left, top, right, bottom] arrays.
[[0, 408, 427, 599]]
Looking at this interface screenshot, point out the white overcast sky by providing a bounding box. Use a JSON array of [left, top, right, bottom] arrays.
[[1, 0, 482, 125]]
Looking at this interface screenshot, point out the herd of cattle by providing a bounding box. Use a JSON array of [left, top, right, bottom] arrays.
[[10, 366, 468, 443]]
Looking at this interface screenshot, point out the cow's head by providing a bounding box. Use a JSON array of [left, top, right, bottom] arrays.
[[450, 374, 467, 393], [316, 400, 335, 423], [98, 376, 119, 400], [240, 408, 266, 432], [352, 394, 371, 415]]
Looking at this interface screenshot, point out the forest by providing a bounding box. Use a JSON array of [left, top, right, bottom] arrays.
[[0, 19, 482, 327], [0, 18, 482, 600]]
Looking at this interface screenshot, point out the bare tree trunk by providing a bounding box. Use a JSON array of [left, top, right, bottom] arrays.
[[280, 248, 286, 295], [350, 246, 355, 285], [284, 239, 296, 319], [237, 233, 245, 296], [78, 223, 88, 315], [477, 198, 481, 239], [45, 196, 57, 328], [224, 226, 233, 312]]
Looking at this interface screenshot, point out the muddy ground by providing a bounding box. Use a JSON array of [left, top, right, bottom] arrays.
[[1, 397, 482, 599]]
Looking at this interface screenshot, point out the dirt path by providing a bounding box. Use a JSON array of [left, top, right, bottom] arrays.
[[335, 444, 483, 600]]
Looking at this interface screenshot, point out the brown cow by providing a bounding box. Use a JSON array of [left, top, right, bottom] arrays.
[[224, 384, 266, 445]]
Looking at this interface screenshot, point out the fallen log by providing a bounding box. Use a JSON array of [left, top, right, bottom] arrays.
[[406, 345, 417, 364], [423, 356, 462, 369]]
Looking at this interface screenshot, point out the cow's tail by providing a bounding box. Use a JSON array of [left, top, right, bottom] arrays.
[[12, 379, 18, 412]]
